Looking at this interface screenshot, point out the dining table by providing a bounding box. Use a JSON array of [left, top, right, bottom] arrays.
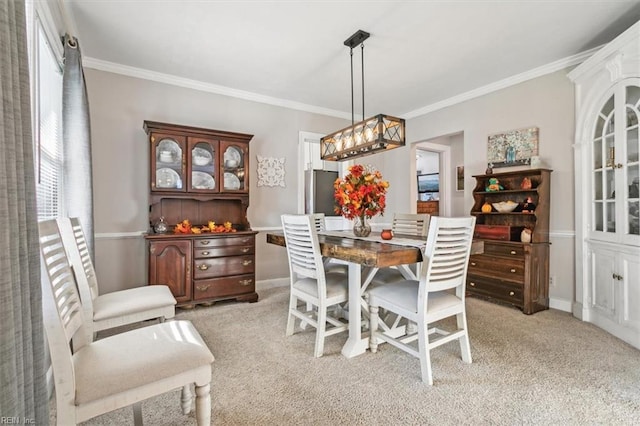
[[267, 229, 485, 358]]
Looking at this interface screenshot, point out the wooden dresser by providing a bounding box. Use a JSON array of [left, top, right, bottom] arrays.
[[143, 121, 258, 307], [467, 168, 551, 314], [417, 200, 439, 215]]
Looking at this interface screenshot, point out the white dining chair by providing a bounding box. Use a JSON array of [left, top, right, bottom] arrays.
[[39, 219, 214, 425], [368, 216, 476, 385], [369, 213, 431, 288], [311, 212, 348, 275], [281, 214, 349, 357], [56, 217, 176, 340]]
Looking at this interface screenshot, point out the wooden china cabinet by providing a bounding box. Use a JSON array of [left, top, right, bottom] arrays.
[[467, 168, 552, 314], [143, 121, 258, 307]]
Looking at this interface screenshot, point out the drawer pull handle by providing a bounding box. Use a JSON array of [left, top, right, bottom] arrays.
[[198, 264, 209, 271], [196, 284, 211, 292], [510, 250, 517, 255], [471, 262, 476, 266], [510, 268, 516, 273], [242, 260, 253, 266], [239, 279, 253, 286], [241, 238, 251, 243], [509, 291, 515, 296], [201, 251, 210, 256], [241, 247, 250, 253], [200, 240, 210, 246], [469, 282, 475, 287]]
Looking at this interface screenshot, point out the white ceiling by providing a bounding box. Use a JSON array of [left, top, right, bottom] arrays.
[[63, 0, 640, 119]]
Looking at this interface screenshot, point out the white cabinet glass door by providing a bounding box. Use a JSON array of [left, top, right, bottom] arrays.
[[591, 79, 640, 246]]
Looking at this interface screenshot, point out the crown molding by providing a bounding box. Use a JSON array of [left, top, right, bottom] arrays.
[[403, 46, 602, 119], [84, 45, 600, 122], [82, 57, 351, 120]]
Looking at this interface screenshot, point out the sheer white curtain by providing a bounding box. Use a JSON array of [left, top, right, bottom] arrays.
[[0, 0, 48, 423], [62, 34, 94, 259]]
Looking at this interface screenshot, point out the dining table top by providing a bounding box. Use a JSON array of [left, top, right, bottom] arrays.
[[266, 230, 425, 268], [266, 230, 484, 267]]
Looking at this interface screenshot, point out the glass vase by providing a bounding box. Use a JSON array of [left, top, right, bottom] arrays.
[[353, 216, 371, 237]]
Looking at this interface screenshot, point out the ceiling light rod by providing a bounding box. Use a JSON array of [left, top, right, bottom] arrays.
[[320, 29, 405, 162], [344, 30, 369, 125]]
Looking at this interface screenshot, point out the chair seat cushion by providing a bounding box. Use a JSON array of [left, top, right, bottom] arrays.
[[293, 272, 348, 299], [93, 285, 176, 321], [368, 281, 461, 317], [73, 320, 214, 404]]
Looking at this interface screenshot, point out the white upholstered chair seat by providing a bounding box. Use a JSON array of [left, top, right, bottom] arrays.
[[74, 320, 213, 405], [368, 282, 463, 322], [292, 273, 348, 300], [92, 286, 175, 322]]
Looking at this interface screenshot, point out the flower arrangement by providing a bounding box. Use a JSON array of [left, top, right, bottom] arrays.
[[333, 164, 389, 221]]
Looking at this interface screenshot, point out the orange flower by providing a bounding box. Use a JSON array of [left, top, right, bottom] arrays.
[[334, 164, 389, 220]]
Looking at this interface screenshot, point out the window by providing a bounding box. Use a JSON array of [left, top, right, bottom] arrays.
[[30, 15, 64, 220]]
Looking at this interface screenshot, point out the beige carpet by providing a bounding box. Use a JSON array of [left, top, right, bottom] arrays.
[[51, 284, 640, 425]]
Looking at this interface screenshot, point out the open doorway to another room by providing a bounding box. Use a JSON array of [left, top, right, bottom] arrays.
[[411, 132, 466, 218]]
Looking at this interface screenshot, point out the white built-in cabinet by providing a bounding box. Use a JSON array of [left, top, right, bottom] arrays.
[[569, 20, 640, 349]]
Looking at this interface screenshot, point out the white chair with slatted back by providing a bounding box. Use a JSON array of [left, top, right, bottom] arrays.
[[369, 213, 431, 288], [368, 216, 476, 384], [281, 214, 349, 357], [39, 219, 214, 425], [311, 213, 348, 275], [57, 217, 176, 339]]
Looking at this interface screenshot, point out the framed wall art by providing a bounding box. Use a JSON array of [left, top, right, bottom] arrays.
[[487, 127, 539, 168]]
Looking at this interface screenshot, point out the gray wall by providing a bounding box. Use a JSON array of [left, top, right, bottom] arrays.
[[88, 67, 575, 311]]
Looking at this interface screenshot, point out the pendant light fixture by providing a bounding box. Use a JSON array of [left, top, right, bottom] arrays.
[[320, 30, 405, 161]]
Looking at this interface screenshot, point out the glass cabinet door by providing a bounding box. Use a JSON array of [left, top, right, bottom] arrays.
[[624, 83, 639, 241], [153, 134, 185, 192], [221, 141, 248, 192], [188, 138, 217, 192], [591, 80, 640, 245], [592, 94, 616, 236]]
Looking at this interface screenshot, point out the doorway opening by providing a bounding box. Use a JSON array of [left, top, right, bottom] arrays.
[[410, 132, 465, 217]]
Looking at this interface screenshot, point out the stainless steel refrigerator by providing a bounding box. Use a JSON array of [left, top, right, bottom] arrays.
[[305, 170, 339, 216]]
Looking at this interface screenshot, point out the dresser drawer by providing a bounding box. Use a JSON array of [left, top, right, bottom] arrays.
[[194, 255, 254, 279], [194, 235, 255, 248], [194, 245, 254, 259], [193, 274, 255, 300], [482, 242, 525, 258], [469, 254, 524, 280], [467, 275, 523, 307]]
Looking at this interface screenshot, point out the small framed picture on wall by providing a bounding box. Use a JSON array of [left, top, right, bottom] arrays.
[[456, 165, 464, 191]]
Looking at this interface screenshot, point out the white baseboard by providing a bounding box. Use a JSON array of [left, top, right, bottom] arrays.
[[256, 278, 289, 291], [549, 297, 573, 313]]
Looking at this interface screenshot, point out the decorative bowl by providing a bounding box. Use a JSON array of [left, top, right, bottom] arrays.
[[492, 201, 518, 213]]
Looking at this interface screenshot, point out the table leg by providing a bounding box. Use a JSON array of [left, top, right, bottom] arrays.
[[341, 262, 369, 358]]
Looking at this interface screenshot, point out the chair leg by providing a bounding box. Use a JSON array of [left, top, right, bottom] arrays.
[[133, 402, 143, 426], [369, 305, 379, 353], [457, 312, 472, 364], [417, 320, 433, 385], [195, 383, 211, 426], [181, 384, 193, 414], [286, 295, 297, 336], [314, 305, 327, 357]]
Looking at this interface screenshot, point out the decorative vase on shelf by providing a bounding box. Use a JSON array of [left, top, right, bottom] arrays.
[[154, 216, 168, 233], [381, 229, 394, 240], [353, 216, 371, 237]]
